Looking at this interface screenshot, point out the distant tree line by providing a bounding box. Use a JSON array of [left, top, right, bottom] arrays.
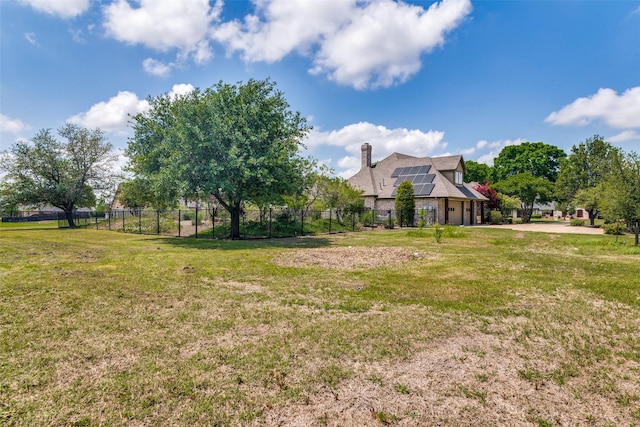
[[465, 137, 640, 245]]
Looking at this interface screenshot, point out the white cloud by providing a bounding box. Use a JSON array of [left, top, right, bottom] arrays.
[[546, 87, 640, 129], [0, 114, 29, 135], [312, 0, 472, 89], [167, 83, 195, 99], [20, 0, 90, 18], [305, 121, 447, 175], [214, 0, 354, 63], [142, 58, 172, 77], [608, 130, 640, 143], [24, 32, 39, 46], [68, 91, 150, 134], [103, 0, 222, 63], [69, 28, 85, 44], [475, 138, 525, 166], [336, 156, 360, 179], [67, 84, 194, 134], [214, 0, 472, 90]]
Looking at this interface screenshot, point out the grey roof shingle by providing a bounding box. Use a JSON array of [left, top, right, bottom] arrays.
[[348, 152, 487, 202]]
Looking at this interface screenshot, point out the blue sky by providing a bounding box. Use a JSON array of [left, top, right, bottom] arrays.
[[1, 0, 639, 178]]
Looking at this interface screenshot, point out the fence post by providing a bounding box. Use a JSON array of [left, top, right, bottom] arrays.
[[156, 210, 160, 235], [301, 210, 304, 236], [329, 209, 332, 234], [178, 210, 181, 237], [95, 212, 98, 230], [211, 209, 215, 239], [195, 205, 198, 239], [352, 212, 355, 231], [269, 207, 272, 239], [138, 209, 142, 234], [122, 210, 125, 231]]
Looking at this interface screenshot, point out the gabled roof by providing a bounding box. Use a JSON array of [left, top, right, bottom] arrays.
[[348, 152, 487, 201]]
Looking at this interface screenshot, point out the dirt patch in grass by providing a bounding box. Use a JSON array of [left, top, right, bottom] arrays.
[[272, 246, 435, 270], [256, 289, 640, 426]]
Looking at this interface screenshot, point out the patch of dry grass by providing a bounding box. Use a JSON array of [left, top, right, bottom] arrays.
[[1, 227, 639, 426]]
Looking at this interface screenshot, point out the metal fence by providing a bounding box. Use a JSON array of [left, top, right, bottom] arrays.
[[1, 207, 438, 238]]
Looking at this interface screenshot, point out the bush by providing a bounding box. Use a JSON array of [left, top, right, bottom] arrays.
[[434, 224, 443, 243], [361, 211, 374, 226], [603, 222, 625, 235], [531, 214, 542, 219], [489, 210, 503, 225], [182, 210, 203, 225], [383, 218, 395, 229], [570, 219, 586, 227]]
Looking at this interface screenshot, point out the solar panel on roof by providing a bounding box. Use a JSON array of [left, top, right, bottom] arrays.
[[414, 183, 435, 196], [391, 168, 402, 178]]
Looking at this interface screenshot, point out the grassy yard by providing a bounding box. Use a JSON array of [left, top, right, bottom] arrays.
[[1, 226, 639, 426]]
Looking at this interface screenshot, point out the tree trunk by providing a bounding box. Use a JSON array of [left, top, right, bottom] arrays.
[[65, 210, 76, 228], [522, 203, 533, 224], [588, 210, 597, 226], [635, 219, 639, 247], [229, 202, 241, 240]]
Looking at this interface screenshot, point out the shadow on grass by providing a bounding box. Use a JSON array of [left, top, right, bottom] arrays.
[[151, 235, 335, 250]]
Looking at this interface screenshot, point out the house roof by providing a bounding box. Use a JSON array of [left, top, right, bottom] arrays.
[[348, 152, 487, 201]]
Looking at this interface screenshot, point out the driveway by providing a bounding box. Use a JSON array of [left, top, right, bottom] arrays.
[[476, 221, 604, 235]]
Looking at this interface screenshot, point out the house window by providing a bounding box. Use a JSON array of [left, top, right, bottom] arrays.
[[455, 171, 463, 185]]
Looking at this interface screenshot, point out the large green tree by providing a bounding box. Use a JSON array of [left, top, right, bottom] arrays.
[[493, 172, 554, 223], [492, 142, 566, 183], [0, 124, 118, 227], [127, 79, 311, 239], [315, 175, 363, 224], [555, 135, 618, 225], [394, 180, 415, 227], [601, 151, 640, 246], [464, 160, 492, 184]]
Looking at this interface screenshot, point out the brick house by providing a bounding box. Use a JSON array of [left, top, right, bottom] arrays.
[[348, 143, 487, 225]]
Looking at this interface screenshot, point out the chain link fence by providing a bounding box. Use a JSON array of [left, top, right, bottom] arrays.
[[2, 207, 438, 238]]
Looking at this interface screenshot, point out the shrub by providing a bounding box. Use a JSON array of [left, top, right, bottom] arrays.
[[182, 210, 203, 225], [603, 222, 625, 235], [531, 214, 542, 219], [570, 219, 586, 227], [383, 218, 395, 229], [360, 211, 374, 226], [489, 210, 502, 225], [434, 224, 443, 243]]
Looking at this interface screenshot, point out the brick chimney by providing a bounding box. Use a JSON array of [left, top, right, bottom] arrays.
[[361, 143, 372, 169]]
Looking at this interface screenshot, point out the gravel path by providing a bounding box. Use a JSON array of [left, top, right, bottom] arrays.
[[476, 221, 604, 234]]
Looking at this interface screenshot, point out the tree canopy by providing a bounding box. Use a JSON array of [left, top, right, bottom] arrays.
[[492, 142, 566, 183], [493, 172, 554, 223], [464, 160, 492, 184], [555, 135, 618, 225], [601, 151, 640, 245], [127, 79, 312, 239], [0, 124, 117, 227]]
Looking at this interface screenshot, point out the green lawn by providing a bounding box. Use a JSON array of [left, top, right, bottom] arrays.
[[0, 220, 58, 229], [1, 227, 639, 425]]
